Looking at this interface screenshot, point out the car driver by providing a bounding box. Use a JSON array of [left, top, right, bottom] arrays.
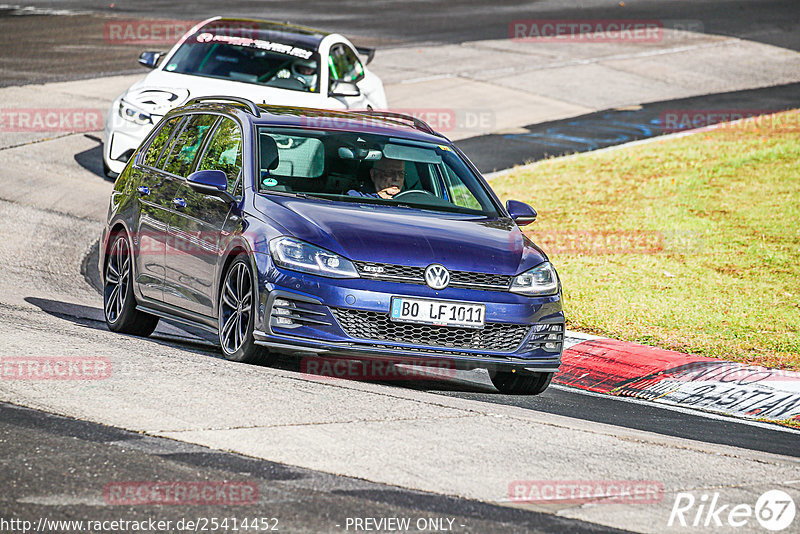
[[291, 59, 318, 91], [348, 158, 406, 199]]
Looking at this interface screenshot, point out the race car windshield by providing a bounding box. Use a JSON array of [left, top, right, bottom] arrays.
[[257, 127, 500, 217], [164, 33, 319, 93]]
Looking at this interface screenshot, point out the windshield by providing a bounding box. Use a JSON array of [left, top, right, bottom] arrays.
[[257, 127, 500, 217], [164, 32, 319, 93]]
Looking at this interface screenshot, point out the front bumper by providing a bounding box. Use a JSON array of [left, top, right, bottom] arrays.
[[103, 104, 158, 174], [253, 263, 564, 372]]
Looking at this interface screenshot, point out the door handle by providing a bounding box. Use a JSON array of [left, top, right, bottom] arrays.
[[172, 197, 186, 209], [137, 186, 150, 196]]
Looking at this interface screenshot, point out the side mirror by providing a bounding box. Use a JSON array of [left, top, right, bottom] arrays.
[[506, 200, 537, 226], [138, 51, 164, 69], [329, 80, 361, 98], [187, 170, 233, 200]]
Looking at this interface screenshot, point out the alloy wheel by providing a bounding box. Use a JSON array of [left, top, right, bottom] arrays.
[[104, 235, 130, 324], [220, 262, 253, 355]]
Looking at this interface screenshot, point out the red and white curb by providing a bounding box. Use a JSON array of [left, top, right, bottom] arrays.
[[559, 332, 800, 423]]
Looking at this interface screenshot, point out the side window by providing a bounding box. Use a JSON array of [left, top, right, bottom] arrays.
[[143, 116, 182, 168], [161, 114, 218, 177], [440, 164, 482, 211], [328, 44, 364, 83], [197, 117, 242, 192]]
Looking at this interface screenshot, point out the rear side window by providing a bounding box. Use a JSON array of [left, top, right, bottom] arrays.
[[328, 44, 363, 83], [143, 116, 182, 168], [161, 114, 218, 177], [197, 117, 242, 192], [262, 132, 325, 178]]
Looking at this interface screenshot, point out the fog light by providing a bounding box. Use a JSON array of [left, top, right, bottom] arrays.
[[273, 299, 292, 315], [272, 298, 295, 325], [544, 326, 561, 350]]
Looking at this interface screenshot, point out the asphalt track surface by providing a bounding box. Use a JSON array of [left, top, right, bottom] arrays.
[[77, 254, 800, 459], [462, 81, 800, 172], [2, 0, 800, 86], [2, 1, 800, 531], [1, 402, 626, 534]]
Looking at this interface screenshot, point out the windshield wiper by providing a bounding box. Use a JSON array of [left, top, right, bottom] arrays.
[[260, 190, 309, 199]]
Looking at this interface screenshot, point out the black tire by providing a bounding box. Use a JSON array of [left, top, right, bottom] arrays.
[[489, 369, 553, 395], [103, 231, 159, 336], [102, 159, 119, 180], [218, 256, 274, 365]]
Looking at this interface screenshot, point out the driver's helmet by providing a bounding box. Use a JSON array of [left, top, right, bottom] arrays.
[[291, 59, 318, 90]]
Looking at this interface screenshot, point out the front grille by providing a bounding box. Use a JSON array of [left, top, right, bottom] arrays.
[[354, 262, 512, 291], [331, 308, 529, 352]]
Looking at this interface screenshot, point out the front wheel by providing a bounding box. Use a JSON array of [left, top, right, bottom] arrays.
[[489, 369, 553, 395], [104, 232, 159, 336], [218, 256, 274, 365]]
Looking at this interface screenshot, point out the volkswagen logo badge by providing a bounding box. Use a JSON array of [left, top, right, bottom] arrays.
[[424, 264, 450, 290]]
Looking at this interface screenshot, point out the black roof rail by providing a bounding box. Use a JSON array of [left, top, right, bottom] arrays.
[[349, 110, 441, 137], [185, 95, 261, 117]]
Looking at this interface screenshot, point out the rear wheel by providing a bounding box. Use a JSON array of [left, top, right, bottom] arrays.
[[104, 232, 159, 336], [218, 256, 274, 365], [489, 369, 553, 395]]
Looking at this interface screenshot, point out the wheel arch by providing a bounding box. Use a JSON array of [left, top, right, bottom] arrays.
[[101, 220, 134, 285], [216, 238, 261, 321]]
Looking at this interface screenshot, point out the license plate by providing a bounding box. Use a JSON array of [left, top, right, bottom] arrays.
[[390, 297, 485, 329]]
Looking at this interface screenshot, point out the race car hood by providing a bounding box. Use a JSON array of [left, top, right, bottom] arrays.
[[119, 70, 337, 114], [254, 195, 547, 276]]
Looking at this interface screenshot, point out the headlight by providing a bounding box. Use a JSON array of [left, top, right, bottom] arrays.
[[269, 237, 359, 279], [118, 100, 153, 126], [510, 261, 559, 296]]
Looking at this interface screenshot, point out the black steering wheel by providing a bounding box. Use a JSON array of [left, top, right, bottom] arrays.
[[393, 189, 435, 199]]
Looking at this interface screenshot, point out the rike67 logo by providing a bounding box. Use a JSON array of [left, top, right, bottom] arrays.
[[669, 490, 796, 531]]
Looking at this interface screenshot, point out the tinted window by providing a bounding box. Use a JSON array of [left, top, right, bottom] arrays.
[[198, 117, 243, 191], [329, 44, 363, 83], [165, 33, 318, 93], [263, 132, 324, 178], [143, 116, 182, 168], [257, 127, 499, 217], [162, 114, 218, 177]]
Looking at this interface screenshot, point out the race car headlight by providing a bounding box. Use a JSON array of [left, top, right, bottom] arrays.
[[269, 237, 359, 279], [510, 262, 560, 296], [118, 100, 153, 125]]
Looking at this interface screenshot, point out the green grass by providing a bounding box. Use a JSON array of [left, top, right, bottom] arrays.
[[491, 111, 800, 369]]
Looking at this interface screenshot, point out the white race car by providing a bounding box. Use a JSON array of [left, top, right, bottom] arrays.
[[103, 17, 387, 177]]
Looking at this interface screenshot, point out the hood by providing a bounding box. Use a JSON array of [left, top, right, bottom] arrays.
[[254, 195, 547, 275], [121, 70, 334, 115]]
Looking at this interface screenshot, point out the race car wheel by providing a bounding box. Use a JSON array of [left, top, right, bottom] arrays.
[[218, 256, 274, 365], [104, 231, 159, 336], [489, 369, 553, 395]]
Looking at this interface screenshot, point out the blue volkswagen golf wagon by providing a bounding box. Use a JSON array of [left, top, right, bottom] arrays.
[[100, 96, 564, 394]]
